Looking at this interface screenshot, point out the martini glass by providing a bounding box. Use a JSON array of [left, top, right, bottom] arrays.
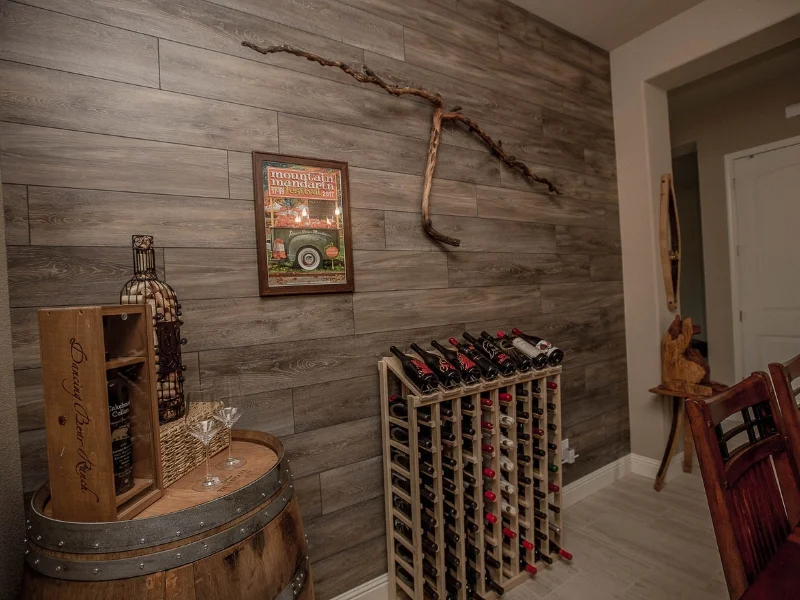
[[214, 376, 247, 470], [185, 389, 224, 492]]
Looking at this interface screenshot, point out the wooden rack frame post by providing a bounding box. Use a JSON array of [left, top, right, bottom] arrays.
[[380, 355, 564, 600]]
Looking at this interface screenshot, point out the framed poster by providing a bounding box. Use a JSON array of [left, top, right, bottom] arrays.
[[252, 152, 354, 296]]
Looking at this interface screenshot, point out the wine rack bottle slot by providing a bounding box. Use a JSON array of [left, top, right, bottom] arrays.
[[380, 348, 565, 600]]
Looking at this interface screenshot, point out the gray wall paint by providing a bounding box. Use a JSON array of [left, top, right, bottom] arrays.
[[0, 0, 625, 595]]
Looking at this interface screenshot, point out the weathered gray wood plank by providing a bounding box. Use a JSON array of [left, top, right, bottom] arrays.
[[311, 534, 387, 600], [230, 388, 295, 437], [181, 295, 354, 353], [587, 173, 618, 204], [541, 281, 623, 313], [447, 252, 590, 287], [353, 285, 541, 334], [28, 187, 253, 247], [320, 455, 383, 515], [585, 148, 617, 179], [228, 151, 254, 201], [585, 355, 628, 390], [404, 27, 563, 111], [0, 123, 229, 198], [341, 0, 499, 59], [353, 250, 449, 292], [456, 0, 529, 41], [556, 225, 621, 255], [282, 416, 381, 479], [499, 162, 594, 202], [293, 474, 322, 520], [164, 248, 259, 299], [590, 254, 623, 281], [11, 307, 38, 370], [2, 183, 28, 244], [351, 209, 386, 251], [590, 48, 612, 79], [22, 0, 366, 87], [159, 41, 432, 143], [542, 107, 615, 156], [0, 61, 278, 153], [349, 167, 477, 217], [564, 94, 614, 131], [0, 2, 158, 87], [6, 246, 164, 308], [200, 324, 460, 395], [384, 211, 556, 254], [15, 368, 43, 433], [292, 374, 380, 434], [499, 34, 611, 102], [278, 113, 502, 187], [305, 495, 385, 563], [208, 0, 405, 59], [476, 185, 606, 228], [19, 428, 47, 494]]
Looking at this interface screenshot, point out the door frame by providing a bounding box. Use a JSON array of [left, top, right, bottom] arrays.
[[724, 134, 800, 381]]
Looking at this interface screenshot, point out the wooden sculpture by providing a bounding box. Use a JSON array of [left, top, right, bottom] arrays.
[[242, 42, 561, 247], [659, 174, 681, 311], [662, 315, 711, 396]]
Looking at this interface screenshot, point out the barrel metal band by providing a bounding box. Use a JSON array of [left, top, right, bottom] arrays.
[[277, 556, 310, 600], [27, 457, 290, 554], [25, 485, 298, 580]]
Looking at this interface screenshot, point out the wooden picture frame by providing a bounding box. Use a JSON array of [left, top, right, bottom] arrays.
[[252, 152, 354, 296]]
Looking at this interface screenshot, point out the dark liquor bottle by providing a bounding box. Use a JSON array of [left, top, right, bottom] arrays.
[[463, 332, 517, 376], [461, 420, 476, 436], [389, 345, 440, 393], [517, 426, 531, 441], [393, 473, 437, 503], [390, 425, 433, 450], [449, 338, 500, 381], [519, 474, 532, 485], [444, 528, 460, 544], [535, 549, 554, 565], [440, 427, 457, 443], [533, 508, 548, 520], [548, 423, 558, 432], [461, 398, 476, 411], [549, 523, 561, 535], [548, 442, 558, 451], [504, 330, 549, 369], [485, 575, 504, 595], [533, 489, 546, 500], [511, 328, 564, 366], [516, 386, 530, 397], [393, 495, 437, 528], [487, 331, 534, 372], [431, 340, 482, 384], [531, 406, 544, 416], [445, 552, 460, 569], [391, 448, 434, 477], [107, 369, 134, 495], [532, 447, 546, 458], [548, 503, 561, 514], [533, 529, 548, 542], [441, 454, 458, 468], [410, 343, 462, 389], [462, 471, 477, 486], [550, 541, 573, 560]]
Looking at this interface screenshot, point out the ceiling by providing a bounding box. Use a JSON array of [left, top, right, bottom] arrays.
[[509, 0, 706, 50]]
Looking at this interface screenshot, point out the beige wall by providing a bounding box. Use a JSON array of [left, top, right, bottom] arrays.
[[0, 161, 25, 599], [611, 0, 800, 460], [670, 73, 800, 384]]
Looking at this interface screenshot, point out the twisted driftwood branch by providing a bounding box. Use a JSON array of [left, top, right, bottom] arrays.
[[243, 42, 561, 247]]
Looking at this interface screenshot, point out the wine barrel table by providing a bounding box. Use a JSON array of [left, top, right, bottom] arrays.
[[22, 430, 313, 600]]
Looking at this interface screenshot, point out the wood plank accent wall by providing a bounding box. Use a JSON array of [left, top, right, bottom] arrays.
[[0, 0, 626, 596]]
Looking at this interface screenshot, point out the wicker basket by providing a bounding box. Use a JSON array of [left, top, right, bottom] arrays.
[[159, 404, 230, 487]]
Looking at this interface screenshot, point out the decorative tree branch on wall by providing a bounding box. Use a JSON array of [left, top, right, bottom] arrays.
[[243, 42, 562, 247]]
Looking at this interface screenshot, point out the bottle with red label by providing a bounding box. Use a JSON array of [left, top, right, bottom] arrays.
[[431, 339, 482, 383], [410, 343, 462, 389], [511, 328, 565, 366], [389, 346, 439, 393], [463, 332, 517, 376], [449, 337, 499, 381]]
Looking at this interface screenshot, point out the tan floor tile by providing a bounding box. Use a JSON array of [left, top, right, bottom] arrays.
[[545, 571, 630, 600], [562, 525, 653, 588], [623, 562, 728, 600]]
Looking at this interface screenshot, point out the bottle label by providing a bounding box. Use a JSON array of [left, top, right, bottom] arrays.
[[108, 377, 133, 495], [437, 357, 454, 372], [512, 337, 544, 357], [411, 358, 434, 375], [456, 353, 477, 370]]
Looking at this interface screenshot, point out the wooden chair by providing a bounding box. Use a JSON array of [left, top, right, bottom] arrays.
[[768, 354, 800, 473], [686, 373, 800, 599]]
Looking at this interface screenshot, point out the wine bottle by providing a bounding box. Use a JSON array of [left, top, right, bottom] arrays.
[[533, 529, 548, 542], [533, 488, 546, 500], [503, 329, 550, 369], [431, 340, 482, 384], [499, 455, 514, 472], [502, 526, 517, 539], [391, 448, 435, 477], [548, 483, 560, 493], [533, 508, 547, 520], [550, 541, 573, 560], [481, 443, 495, 453], [393, 473, 436, 502], [485, 512, 498, 524], [480, 396, 493, 407], [449, 338, 499, 380], [520, 560, 538, 575], [485, 575, 504, 595], [535, 549, 554, 565], [499, 477, 515, 494], [532, 447, 546, 458], [441, 454, 458, 468], [463, 471, 477, 486], [483, 467, 496, 479], [516, 386, 530, 397], [549, 503, 561, 514], [511, 328, 564, 366], [445, 528, 460, 544], [499, 414, 514, 427], [389, 346, 440, 392], [517, 452, 530, 465], [499, 434, 514, 450], [547, 402, 557, 411], [393, 495, 437, 528], [547, 442, 558, 451], [445, 552, 460, 568], [440, 427, 457, 443], [480, 420, 494, 432], [465, 520, 479, 533], [547, 423, 557, 432], [531, 406, 544, 416], [517, 410, 530, 420], [411, 342, 462, 389], [484, 490, 497, 502], [390, 425, 434, 450], [461, 420, 476, 436], [461, 398, 475, 411], [107, 370, 134, 495], [501, 499, 517, 515], [446, 573, 462, 590], [462, 332, 517, 376], [532, 427, 545, 437], [549, 523, 561, 535], [548, 463, 559, 473], [517, 427, 531, 442], [485, 555, 501, 569], [486, 331, 534, 372], [521, 539, 534, 551], [440, 405, 454, 418], [499, 392, 512, 403], [546, 381, 558, 390]]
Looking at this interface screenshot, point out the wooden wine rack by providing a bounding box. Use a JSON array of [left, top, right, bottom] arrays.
[[379, 355, 564, 600]]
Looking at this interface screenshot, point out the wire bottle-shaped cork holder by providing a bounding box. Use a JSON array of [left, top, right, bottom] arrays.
[[120, 235, 227, 487]]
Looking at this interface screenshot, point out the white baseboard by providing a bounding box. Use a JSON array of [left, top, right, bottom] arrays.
[[331, 574, 389, 600], [561, 453, 632, 508], [630, 452, 685, 484]]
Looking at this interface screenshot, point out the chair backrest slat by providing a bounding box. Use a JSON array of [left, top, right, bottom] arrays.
[[687, 372, 800, 600]]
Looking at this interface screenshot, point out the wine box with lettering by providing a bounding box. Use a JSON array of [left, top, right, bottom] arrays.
[[38, 304, 164, 522], [380, 348, 565, 600]]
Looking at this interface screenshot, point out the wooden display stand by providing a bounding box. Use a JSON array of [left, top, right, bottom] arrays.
[[380, 356, 563, 600], [38, 305, 163, 522]]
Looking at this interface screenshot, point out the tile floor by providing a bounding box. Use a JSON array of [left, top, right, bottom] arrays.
[[506, 473, 729, 600]]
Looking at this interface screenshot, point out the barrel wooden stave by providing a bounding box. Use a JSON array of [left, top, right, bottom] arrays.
[[22, 431, 313, 600]]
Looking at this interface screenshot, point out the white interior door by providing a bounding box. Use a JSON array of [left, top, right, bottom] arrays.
[[733, 141, 800, 376]]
